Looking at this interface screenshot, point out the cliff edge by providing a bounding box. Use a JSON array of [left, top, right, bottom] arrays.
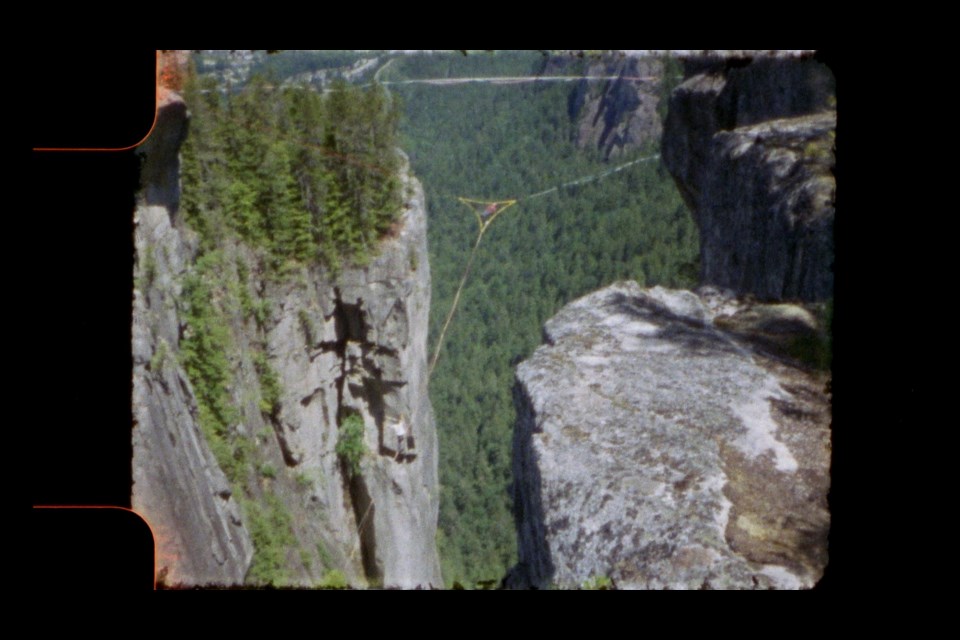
[[508, 282, 830, 589]]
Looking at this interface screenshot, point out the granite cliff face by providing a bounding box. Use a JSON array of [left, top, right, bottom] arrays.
[[508, 282, 830, 589], [132, 89, 254, 585], [132, 91, 441, 587], [662, 56, 835, 301], [554, 55, 664, 160]]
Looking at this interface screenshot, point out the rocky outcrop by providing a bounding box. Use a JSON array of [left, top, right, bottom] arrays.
[[508, 282, 830, 589], [132, 92, 440, 588], [555, 55, 664, 160], [662, 56, 835, 301], [256, 161, 441, 588]]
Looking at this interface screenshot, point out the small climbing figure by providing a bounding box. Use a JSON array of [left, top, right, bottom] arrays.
[[456, 197, 517, 233], [392, 418, 408, 461]]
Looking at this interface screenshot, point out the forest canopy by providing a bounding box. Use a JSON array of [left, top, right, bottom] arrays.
[[180, 66, 403, 272]]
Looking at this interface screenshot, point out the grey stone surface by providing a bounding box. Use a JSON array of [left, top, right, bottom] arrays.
[[132, 92, 254, 585], [509, 282, 830, 589], [662, 56, 835, 301], [132, 92, 440, 587], [259, 156, 441, 588]]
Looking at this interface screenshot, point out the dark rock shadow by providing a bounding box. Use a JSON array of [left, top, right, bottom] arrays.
[[607, 291, 741, 357], [347, 472, 382, 585], [503, 380, 555, 589], [138, 98, 188, 217]]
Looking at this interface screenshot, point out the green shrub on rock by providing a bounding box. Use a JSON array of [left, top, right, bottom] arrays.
[[336, 414, 367, 478]]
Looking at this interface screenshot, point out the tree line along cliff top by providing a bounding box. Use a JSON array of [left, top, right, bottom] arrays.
[[179, 66, 404, 274]]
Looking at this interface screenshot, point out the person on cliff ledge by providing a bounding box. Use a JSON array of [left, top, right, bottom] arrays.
[[392, 419, 408, 461]]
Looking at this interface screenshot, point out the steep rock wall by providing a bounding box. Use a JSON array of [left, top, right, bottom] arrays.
[[132, 91, 440, 588], [508, 282, 830, 589], [662, 56, 835, 301], [552, 55, 663, 160], [258, 161, 440, 588], [132, 90, 254, 585]]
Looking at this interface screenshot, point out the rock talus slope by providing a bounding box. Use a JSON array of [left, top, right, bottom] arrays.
[[509, 282, 830, 589], [132, 90, 440, 588]]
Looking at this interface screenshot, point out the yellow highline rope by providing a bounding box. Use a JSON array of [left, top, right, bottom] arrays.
[[428, 199, 516, 378], [426, 155, 660, 378], [428, 225, 485, 377]]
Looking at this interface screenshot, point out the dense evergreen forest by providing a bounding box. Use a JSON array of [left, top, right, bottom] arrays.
[[180, 67, 402, 272], [181, 51, 698, 587], [384, 52, 698, 585]]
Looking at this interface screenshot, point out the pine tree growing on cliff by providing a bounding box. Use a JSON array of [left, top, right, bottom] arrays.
[[180, 65, 231, 250], [180, 67, 406, 272], [258, 139, 313, 265]]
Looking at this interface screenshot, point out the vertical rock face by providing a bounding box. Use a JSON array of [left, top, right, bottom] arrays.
[[508, 282, 830, 589], [132, 91, 254, 585], [133, 92, 440, 588], [662, 56, 836, 301], [259, 165, 441, 588], [559, 55, 664, 160]]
